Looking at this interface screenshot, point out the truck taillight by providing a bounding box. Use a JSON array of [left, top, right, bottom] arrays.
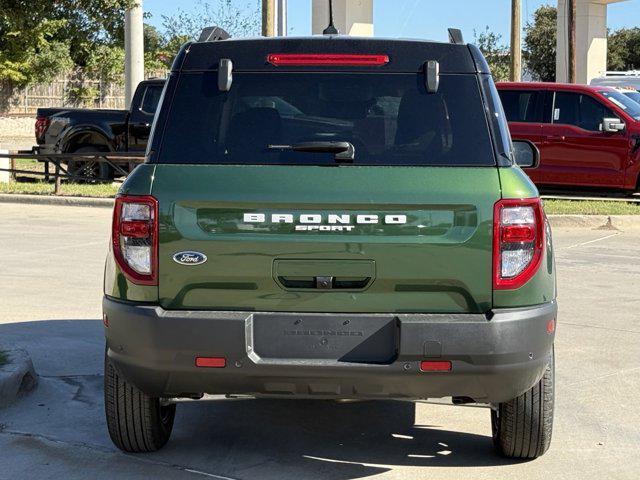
[[112, 195, 158, 285], [493, 198, 545, 290], [35, 116, 50, 142]]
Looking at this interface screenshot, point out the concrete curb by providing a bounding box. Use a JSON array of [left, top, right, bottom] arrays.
[[0, 348, 38, 409], [0, 193, 114, 208], [548, 214, 640, 230]]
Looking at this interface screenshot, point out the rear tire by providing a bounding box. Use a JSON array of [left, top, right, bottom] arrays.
[[66, 146, 113, 182], [104, 349, 176, 453], [491, 348, 554, 459]]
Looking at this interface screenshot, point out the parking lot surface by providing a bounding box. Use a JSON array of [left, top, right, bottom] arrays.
[[0, 203, 639, 480]]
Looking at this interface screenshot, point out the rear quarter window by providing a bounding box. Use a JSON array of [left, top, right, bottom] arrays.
[[156, 72, 496, 167]]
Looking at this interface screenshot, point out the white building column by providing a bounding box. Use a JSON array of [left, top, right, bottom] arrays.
[[0, 150, 10, 184], [312, 0, 373, 36], [556, 0, 629, 84], [124, 1, 145, 109]]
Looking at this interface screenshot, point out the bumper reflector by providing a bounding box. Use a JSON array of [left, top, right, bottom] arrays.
[[547, 319, 556, 334], [420, 361, 452, 372], [195, 357, 226, 368]]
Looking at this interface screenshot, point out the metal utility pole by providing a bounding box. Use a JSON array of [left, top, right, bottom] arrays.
[[124, 1, 144, 109], [276, 0, 287, 37], [567, 0, 577, 83], [510, 0, 522, 82], [262, 0, 275, 37]]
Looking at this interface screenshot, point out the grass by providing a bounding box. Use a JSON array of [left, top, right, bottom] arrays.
[[0, 181, 119, 198], [2, 163, 640, 210], [543, 199, 640, 215], [12, 158, 44, 173], [2, 158, 120, 197]]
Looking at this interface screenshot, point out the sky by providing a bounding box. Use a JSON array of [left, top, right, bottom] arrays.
[[144, 0, 640, 43]]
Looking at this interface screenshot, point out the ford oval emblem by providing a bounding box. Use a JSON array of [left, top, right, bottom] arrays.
[[173, 251, 208, 266]]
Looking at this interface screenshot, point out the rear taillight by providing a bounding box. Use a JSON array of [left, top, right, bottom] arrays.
[[493, 198, 545, 290], [267, 53, 389, 66], [35, 116, 50, 142], [112, 195, 158, 285]]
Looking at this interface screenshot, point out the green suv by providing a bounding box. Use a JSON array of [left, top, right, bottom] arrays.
[[103, 32, 557, 458]]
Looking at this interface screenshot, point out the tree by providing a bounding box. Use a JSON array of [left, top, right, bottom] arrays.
[[0, 0, 133, 85], [162, 0, 260, 44], [524, 6, 557, 82], [0, 20, 73, 85], [608, 28, 640, 71], [474, 27, 511, 81]]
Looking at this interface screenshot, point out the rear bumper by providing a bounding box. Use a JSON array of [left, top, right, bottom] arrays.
[[103, 297, 556, 403]]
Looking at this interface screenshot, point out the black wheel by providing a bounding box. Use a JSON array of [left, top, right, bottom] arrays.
[[66, 146, 113, 182], [491, 348, 555, 459], [104, 349, 176, 453]]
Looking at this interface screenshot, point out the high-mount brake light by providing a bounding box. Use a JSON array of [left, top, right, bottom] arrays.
[[112, 195, 158, 286], [267, 53, 389, 67], [493, 198, 545, 290]]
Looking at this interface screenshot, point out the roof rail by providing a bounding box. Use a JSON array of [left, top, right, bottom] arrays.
[[448, 28, 465, 45], [603, 70, 640, 77], [198, 26, 231, 42]]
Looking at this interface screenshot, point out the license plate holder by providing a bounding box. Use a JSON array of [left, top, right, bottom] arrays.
[[249, 314, 398, 364]]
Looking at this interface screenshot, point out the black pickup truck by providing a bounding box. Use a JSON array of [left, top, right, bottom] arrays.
[[35, 79, 165, 180]]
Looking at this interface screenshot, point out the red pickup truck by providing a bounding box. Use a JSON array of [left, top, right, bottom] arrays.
[[497, 82, 640, 192]]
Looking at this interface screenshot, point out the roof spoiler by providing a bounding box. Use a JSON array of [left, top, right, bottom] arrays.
[[448, 28, 465, 45], [198, 26, 231, 42]]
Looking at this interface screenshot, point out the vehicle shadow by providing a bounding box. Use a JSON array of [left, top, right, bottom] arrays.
[[160, 398, 522, 479], [0, 319, 524, 480]]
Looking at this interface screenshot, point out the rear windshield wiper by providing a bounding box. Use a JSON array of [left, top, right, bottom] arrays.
[[268, 141, 355, 163]]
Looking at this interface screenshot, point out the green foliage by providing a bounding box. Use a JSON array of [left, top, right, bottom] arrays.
[[0, 15, 72, 85], [143, 24, 165, 54], [143, 24, 180, 71], [66, 85, 100, 107], [85, 45, 126, 84], [1, 0, 260, 83], [474, 27, 511, 81], [162, 0, 261, 43], [524, 5, 557, 82], [523, 5, 638, 80], [0, 0, 132, 86], [608, 28, 640, 71]]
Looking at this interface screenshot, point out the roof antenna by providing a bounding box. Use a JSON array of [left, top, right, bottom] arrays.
[[323, 0, 339, 35]]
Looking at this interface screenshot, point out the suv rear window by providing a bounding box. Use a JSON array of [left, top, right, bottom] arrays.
[[156, 73, 495, 166]]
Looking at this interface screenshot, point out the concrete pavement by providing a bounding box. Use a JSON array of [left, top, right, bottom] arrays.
[[0, 203, 639, 480]]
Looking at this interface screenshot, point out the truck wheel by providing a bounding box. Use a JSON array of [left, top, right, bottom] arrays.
[[491, 349, 554, 458], [104, 350, 176, 453], [67, 146, 113, 182]]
